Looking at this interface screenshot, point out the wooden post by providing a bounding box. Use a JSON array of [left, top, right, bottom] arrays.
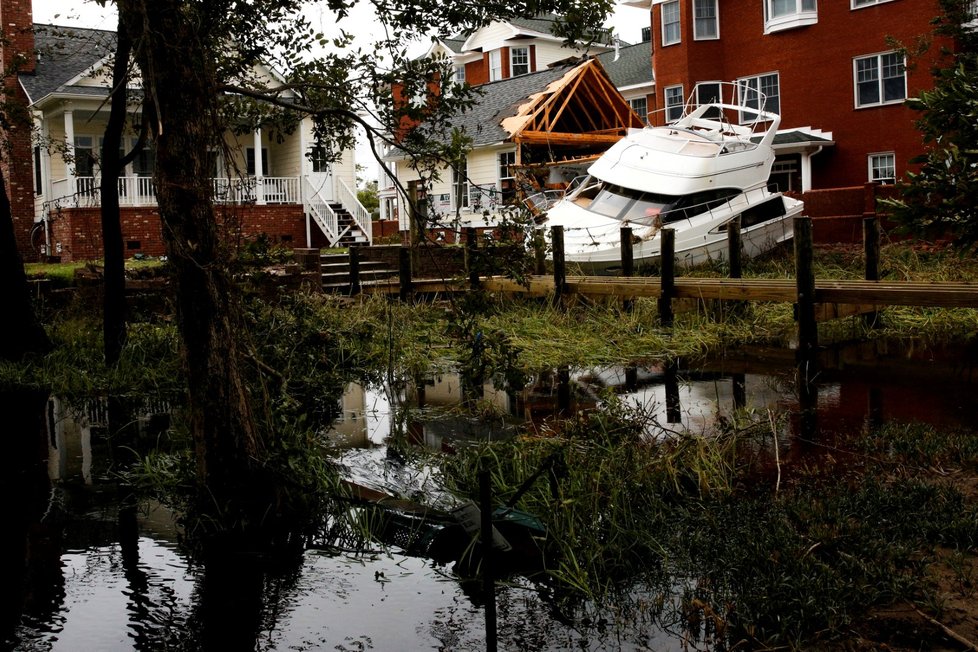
[[533, 229, 547, 276], [620, 226, 634, 312], [405, 181, 419, 248], [479, 468, 498, 652], [398, 245, 413, 302], [551, 225, 566, 308], [348, 246, 361, 296], [727, 217, 742, 279], [794, 216, 818, 372], [863, 216, 881, 328], [659, 228, 675, 327], [665, 360, 681, 424], [465, 227, 480, 290]]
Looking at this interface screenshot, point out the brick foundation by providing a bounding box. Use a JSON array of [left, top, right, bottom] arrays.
[[49, 204, 307, 262]]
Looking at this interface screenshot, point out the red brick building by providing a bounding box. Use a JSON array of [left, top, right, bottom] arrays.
[[639, 0, 956, 194]]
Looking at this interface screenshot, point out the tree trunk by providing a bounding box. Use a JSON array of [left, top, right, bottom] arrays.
[[118, 0, 261, 498], [100, 17, 133, 368], [0, 166, 50, 361]]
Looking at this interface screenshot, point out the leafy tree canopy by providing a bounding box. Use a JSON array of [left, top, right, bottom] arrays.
[[882, 0, 978, 253]]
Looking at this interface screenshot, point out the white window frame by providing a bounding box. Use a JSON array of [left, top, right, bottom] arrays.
[[454, 65, 466, 84], [629, 96, 649, 124], [693, 0, 719, 40], [694, 81, 723, 106], [737, 72, 780, 123], [868, 152, 896, 183], [453, 159, 469, 210], [510, 46, 530, 77], [664, 85, 685, 122], [498, 150, 517, 203], [853, 51, 906, 108], [851, 0, 896, 8], [764, 0, 817, 34], [661, 0, 681, 46], [489, 50, 502, 82]]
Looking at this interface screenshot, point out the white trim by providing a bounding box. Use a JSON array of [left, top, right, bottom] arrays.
[[660, 0, 681, 46], [510, 45, 530, 77], [617, 82, 656, 93], [763, 0, 818, 34], [853, 51, 907, 108], [736, 71, 780, 123], [664, 84, 684, 122], [693, 0, 720, 40], [851, 0, 897, 9], [867, 151, 896, 183]]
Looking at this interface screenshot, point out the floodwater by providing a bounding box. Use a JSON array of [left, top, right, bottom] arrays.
[[5, 339, 978, 651]]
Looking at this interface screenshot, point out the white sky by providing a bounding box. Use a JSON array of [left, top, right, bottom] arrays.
[[30, 0, 652, 48], [30, 0, 651, 182]]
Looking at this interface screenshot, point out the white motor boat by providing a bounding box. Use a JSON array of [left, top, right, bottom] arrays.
[[536, 82, 803, 272]]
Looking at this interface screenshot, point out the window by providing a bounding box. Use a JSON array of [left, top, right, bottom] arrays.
[[453, 159, 469, 209], [510, 46, 530, 76], [661, 1, 681, 46], [308, 146, 329, 173], [738, 72, 780, 122], [133, 144, 155, 177], [694, 0, 718, 39], [855, 52, 906, 107], [73, 136, 96, 177], [629, 96, 649, 124], [498, 151, 517, 203], [695, 81, 723, 118], [34, 146, 42, 195], [454, 66, 466, 84], [489, 50, 502, 81], [664, 85, 684, 122], [764, 0, 817, 33], [868, 152, 895, 183], [852, 0, 895, 7], [247, 148, 269, 175]]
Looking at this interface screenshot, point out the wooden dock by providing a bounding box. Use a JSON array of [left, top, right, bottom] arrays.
[[360, 274, 978, 310]]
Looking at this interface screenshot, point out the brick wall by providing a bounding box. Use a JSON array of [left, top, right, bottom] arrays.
[[49, 204, 307, 262], [651, 0, 949, 189], [1, 0, 38, 261]]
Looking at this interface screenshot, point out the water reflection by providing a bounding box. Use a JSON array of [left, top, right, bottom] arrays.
[[5, 338, 978, 650]]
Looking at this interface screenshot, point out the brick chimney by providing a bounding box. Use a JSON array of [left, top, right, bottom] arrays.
[[1, 0, 38, 261]]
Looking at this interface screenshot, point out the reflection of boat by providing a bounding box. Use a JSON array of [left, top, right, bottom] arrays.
[[537, 82, 803, 272]]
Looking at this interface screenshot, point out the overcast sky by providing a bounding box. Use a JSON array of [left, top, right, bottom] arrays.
[[30, 0, 652, 48]]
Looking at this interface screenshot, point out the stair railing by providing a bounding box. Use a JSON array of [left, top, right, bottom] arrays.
[[303, 177, 339, 244], [336, 177, 373, 245]]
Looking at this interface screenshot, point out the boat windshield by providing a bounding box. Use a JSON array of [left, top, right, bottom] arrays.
[[587, 184, 676, 223]]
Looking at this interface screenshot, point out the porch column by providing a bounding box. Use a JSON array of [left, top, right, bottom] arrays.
[[64, 107, 76, 197], [253, 128, 265, 205], [801, 150, 814, 193]]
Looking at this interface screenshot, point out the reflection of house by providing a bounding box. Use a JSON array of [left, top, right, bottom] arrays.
[[382, 58, 645, 229], [2, 2, 369, 262]]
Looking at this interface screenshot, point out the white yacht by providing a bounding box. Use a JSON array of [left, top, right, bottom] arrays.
[[536, 83, 804, 272]]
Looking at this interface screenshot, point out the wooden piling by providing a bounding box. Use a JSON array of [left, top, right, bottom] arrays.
[[659, 228, 675, 327], [479, 468, 498, 652], [466, 227, 480, 290], [398, 246, 413, 302], [348, 246, 361, 296], [727, 218, 742, 279], [551, 226, 566, 308], [621, 226, 634, 312], [794, 216, 818, 360], [863, 216, 881, 328]]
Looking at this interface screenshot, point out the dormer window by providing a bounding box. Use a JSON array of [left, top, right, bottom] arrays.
[[510, 46, 530, 76]]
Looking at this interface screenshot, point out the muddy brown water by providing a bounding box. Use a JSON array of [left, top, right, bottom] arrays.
[[5, 340, 978, 650]]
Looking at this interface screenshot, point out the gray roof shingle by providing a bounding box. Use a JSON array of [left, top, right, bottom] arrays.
[[20, 24, 117, 105], [596, 42, 653, 89]]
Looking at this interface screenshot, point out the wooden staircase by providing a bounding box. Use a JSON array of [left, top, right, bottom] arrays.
[[331, 203, 370, 248], [320, 252, 398, 293]]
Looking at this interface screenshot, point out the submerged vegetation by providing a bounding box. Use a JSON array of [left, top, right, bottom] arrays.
[[7, 240, 978, 648]]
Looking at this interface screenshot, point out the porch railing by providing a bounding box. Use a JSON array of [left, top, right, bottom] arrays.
[[50, 175, 300, 207], [303, 177, 339, 243]]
